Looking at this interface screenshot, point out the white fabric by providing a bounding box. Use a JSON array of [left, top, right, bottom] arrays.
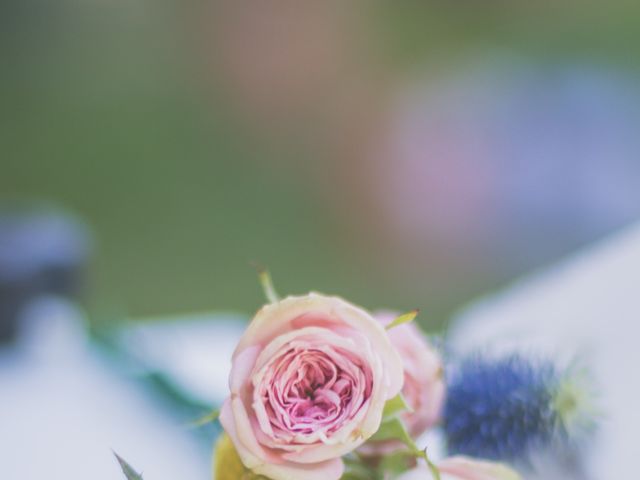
[[449, 222, 640, 478], [0, 299, 209, 480], [119, 313, 246, 405]]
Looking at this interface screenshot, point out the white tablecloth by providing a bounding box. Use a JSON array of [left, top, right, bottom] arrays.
[[449, 222, 640, 478]]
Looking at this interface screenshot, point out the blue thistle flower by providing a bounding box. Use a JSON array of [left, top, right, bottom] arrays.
[[443, 354, 589, 462]]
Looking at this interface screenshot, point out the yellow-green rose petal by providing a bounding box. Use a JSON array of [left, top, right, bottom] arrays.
[[213, 433, 267, 480]]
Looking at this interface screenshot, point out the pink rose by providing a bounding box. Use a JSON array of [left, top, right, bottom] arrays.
[[220, 293, 405, 480], [397, 456, 521, 480], [361, 311, 445, 455]]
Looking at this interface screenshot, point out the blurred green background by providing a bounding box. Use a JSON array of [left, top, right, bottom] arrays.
[[3, 0, 640, 327]]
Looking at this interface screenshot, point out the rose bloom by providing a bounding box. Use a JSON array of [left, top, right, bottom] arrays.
[[397, 456, 521, 480], [219, 293, 404, 480], [361, 311, 445, 455]]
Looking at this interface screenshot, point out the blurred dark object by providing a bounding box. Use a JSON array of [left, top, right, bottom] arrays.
[[0, 206, 91, 344]]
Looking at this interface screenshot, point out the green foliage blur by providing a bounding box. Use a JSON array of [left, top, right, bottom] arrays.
[[2, 0, 639, 327]]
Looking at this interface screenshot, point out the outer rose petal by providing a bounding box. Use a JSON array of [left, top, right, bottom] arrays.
[[396, 457, 521, 480], [234, 293, 404, 398], [220, 398, 344, 480], [256, 456, 344, 480], [229, 345, 261, 394]]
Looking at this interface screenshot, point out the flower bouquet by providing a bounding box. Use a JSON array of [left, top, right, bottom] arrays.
[[116, 271, 594, 480]]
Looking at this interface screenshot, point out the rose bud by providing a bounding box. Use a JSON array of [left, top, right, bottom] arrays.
[[397, 456, 521, 480], [219, 293, 404, 480], [360, 311, 445, 456]]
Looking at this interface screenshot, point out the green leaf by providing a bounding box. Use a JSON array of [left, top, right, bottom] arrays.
[[385, 309, 419, 331], [382, 394, 413, 421], [341, 459, 378, 480], [340, 473, 371, 480], [186, 408, 220, 428], [113, 452, 143, 480], [368, 417, 441, 479], [369, 417, 419, 453], [377, 451, 418, 476]]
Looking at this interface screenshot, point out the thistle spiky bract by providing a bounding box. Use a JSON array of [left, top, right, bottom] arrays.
[[443, 354, 591, 463]]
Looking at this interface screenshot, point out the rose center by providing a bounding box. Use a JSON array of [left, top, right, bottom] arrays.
[[255, 344, 370, 441]]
